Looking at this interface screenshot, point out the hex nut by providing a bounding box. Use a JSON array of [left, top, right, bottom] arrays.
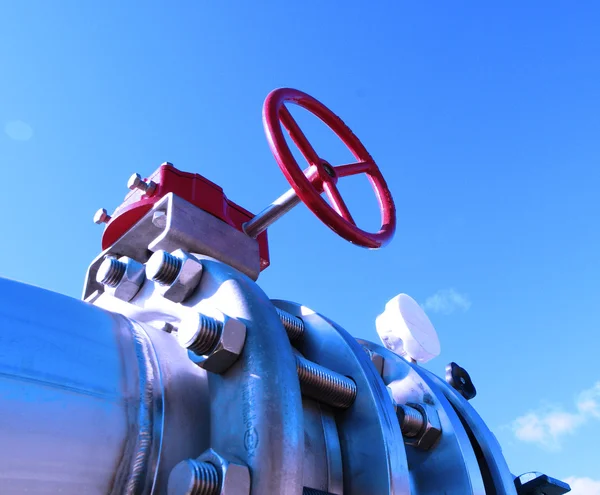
[[155, 249, 204, 303], [198, 448, 251, 495], [188, 317, 247, 374], [152, 210, 167, 228], [406, 403, 442, 451], [97, 256, 145, 302]]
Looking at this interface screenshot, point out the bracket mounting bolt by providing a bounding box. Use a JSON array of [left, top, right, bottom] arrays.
[[127, 172, 157, 196], [93, 208, 111, 224]]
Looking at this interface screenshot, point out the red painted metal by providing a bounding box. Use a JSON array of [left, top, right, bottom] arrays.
[[263, 88, 396, 248], [101, 163, 270, 270]]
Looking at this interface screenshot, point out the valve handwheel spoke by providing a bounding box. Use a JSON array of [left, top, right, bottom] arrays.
[[262, 87, 396, 248], [334, 160, 373, 177], [279, 105, 321, 166], [322, 179, 356, 225]]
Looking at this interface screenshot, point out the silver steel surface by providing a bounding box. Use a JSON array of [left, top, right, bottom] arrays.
[[181, 257, 303, 494], [83, 193, 261, 301], [0, 276, 215, 494], [5, 220, 525, 495], [148, 196, 261, 280], [95, 256, 305, 493], [300, 398, 343, 495], [425, 370, 518, 494], [0, 277, 161, 494], [358, 339, 487, 494], [243, 187, 301, 238], [273, 300, 411, 495]]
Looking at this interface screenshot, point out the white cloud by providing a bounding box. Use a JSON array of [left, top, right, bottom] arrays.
[[576, 382, 600, 418], [511, 381, 600, 450], [421, 288, 471, 315], [4, 120, 34, 141], [564, 476, 600, 495]]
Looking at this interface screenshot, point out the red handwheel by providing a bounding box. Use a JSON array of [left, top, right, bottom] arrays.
[[263, 88, 396, 248]]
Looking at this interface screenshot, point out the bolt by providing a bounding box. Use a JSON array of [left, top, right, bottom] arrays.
[[93, 208, 111, 224], [396, 404, 426, 438], [146, 250, 183, 286], [276, 307, 304, 341], [127, 172, 157, 196], [296, 355, 357, 409], [167, 459, 219, 495], [179, 314, 223, 356], [96, 257, 126, 287]]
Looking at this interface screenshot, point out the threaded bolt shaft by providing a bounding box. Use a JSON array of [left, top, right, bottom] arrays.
[[186, 315, 223, 356], [96, 257, 126, 287], [146, 250, 182, 286], [397, 404, 426, 438], [276, 307, 305, 341], [296, 355, 357, 409], [167, 459, 220, 495]]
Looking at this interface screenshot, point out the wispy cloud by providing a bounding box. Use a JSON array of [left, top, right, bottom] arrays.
[[510, 382, 600, 451], [422, 288, 471, 315], [4, 120, 34, 141], [564, 476, 600, 495]]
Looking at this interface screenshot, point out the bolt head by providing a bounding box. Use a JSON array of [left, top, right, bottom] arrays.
[[93, 208, 110, 224], [127, 173, 143, 191]]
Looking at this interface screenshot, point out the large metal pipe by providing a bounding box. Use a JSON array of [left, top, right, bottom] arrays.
[[0, 277, 209, 494]]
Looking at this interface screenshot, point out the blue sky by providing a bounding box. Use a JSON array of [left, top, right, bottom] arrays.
[[2, 1, 599, 489]]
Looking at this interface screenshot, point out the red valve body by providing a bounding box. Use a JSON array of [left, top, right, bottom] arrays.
[[101, 164, 270, 271]]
